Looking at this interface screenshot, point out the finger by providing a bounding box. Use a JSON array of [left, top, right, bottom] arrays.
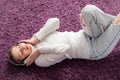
[[118, 13, 120, 16], [117, 13, 120, 16], [26, 59, 34, 66], [26, 55, 36, 66], [24, 58, 30, 64], [24, 57, 32, 66], [24, 53, 34, 64], [118, 14, 120, 18], [24, 55, 32, 63], [26, 60, 31, 66]]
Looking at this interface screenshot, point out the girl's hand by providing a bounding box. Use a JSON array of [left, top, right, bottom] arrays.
[[19, 38, 40, 45], [24, 49, 40, 66], [113, 13, 120, 25]]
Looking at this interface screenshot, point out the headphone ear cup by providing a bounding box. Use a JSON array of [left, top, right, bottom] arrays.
[[8, 56, 25, 67]]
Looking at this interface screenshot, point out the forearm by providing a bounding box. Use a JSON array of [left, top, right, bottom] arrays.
[[33, 18, 59, 41], [30, 37, 40, 45]]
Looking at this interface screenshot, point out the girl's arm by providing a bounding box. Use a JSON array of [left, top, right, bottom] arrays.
[[24, 44, 70, 67], [24, 49, 40, 66], [33, 18, 60, 41], [35, 44, 70, 67], [19, 18, 60, 45]]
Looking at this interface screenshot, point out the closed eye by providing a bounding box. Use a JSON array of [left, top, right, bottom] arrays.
[[18, 46, 23, 56], [19, 51, 22, 56]]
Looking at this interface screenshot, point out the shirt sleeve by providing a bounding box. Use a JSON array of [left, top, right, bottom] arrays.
[[34, 44, 70, 67], [32, 18, 60, 41], [37, 44, 70, 54]]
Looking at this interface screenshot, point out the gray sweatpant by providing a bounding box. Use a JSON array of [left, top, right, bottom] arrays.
[[87, 23, 120, 60]]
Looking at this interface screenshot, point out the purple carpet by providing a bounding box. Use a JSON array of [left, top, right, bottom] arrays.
[[1, 0, 120, 80]]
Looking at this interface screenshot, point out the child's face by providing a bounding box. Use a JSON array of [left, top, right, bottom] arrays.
[[11, 43, 33, 61]]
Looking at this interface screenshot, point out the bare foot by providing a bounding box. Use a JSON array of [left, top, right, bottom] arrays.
[[113, 13, 120, 25]]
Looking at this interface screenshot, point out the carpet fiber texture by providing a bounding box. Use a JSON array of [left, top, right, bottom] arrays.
[[0, 0, 120, 80]]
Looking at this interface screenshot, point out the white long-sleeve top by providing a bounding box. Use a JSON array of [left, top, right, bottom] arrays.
[[32, 18, 90, 67]]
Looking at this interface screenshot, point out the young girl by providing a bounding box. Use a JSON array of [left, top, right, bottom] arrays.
[[8, 4, 120, 67]]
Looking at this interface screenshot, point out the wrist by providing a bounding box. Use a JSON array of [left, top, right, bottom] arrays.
[[34, 38, 40, 43], [31, 38, 40, 45], [34, 49, 41, 57]]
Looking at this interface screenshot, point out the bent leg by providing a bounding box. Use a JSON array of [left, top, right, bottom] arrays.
[[81, 5, 114, 38], [90, 23, 120, 60]]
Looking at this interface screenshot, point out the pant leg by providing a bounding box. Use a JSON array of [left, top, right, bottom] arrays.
[[81, 5, 114, 38], [89, 23, 120, 60]]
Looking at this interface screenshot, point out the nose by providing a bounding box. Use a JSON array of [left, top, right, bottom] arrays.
[[19, 44, 27, 50], [22, 46, 26, 50]]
